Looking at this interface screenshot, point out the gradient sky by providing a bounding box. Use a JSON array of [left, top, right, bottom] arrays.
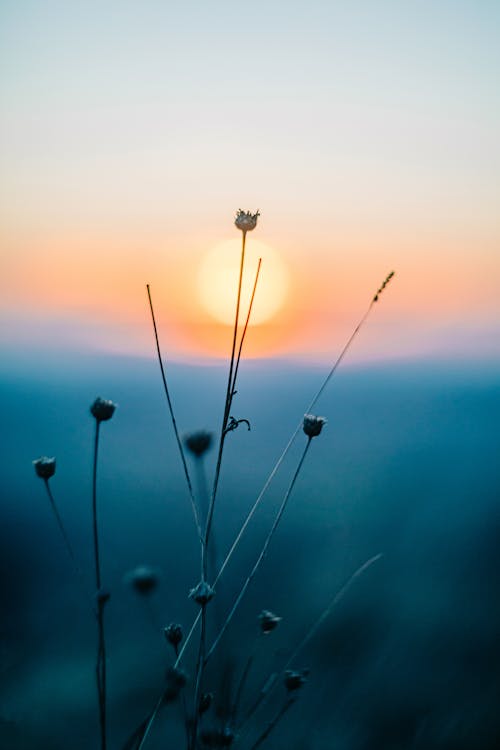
[[1, 0, 499, 363]]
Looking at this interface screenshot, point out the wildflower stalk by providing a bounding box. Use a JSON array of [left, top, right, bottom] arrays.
[[92, 419, 107, 750], [146, 283, 202, 541], [249, 696, 296, 750], [172, 272, 394, 666], [205, 228, 247, 568], [205, 437, 313, 662], [211, 271, 395, 591], [231, 632, 262, 724], [41, 478, 92, 605], [231, 257, 262, 396], [239, 554, 383, 733]]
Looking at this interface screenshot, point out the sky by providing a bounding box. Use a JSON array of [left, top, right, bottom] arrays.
[[1, 0, 499, 364]]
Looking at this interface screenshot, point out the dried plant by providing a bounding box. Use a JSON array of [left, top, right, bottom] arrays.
[[33, 210, 395, 750]]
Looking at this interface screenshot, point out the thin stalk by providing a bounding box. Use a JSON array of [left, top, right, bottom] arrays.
[[190, 604, 207, 750], [174, 643, 191, 750], [146, 284, 202, 541], [205, 230, 247, 566], [231, 633, 261, 724], [43, 479, 93, 607], [231, 257, 262, 397], [136, 692, 164, 750], [211, 289, 386, 593], [92, 420, 107, 750], [205, 438, 313, 662], [282, 553, 383, 672], [239, 554, 383, 732], [248, 696, 296, 750]]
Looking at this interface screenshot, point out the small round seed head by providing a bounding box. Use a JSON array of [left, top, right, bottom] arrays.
[[90, 397, 117, 422], [302, 414, 327, 438], [199, 692, 213, 714], [164, 623, 183, 648], [234, 209, 260, 233], [259, 609, 282, 634], [184, 430, 214, 458], [33, 456, 56, 480], [189, 581, 215, 606], [284, 668, 309, 692], [125, 565, 159, 596]]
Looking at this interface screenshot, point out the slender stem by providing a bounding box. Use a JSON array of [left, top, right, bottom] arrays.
[[43, 479, 93, 607], [282, 554, 383, 672], [211, 297, 378, 593], [205, 438, 313, 663], [231, 257, 262, 397], [249, 696, 296, 750], [139, 275, 394, 746], [239, 554, 383, 731], [232, 633, 261, 724], [92, 420, 107, 750], [146, 284, 202, 541], [136, 692, 164, 750], [205, 231, 247, 563], [191, 604, 207, 750], [92, 420, 102, 591], [174, 643, 191, 750]]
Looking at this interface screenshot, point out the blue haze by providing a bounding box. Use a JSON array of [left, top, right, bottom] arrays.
[[1, 353, 499, 748]]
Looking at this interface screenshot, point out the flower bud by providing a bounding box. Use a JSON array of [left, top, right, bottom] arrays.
[[302, 414, 326, 438], [33, 456, 56, 480], [284, 668, 309, 692], [189, 581, 215, 606], [125, 565, 159, 596], [184, 430, 214, 458], [259, 609, 282, 634], [90, 397, 117, 422], [164, 623, 183, 648], [234, 209, 260, 233]]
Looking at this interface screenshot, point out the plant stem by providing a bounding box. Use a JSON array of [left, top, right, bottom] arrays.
[[249, 696, 296, 750], [146, 283, 202, 541], [231, 633, 261, 724], [231, 257, 262, 397], [92, 420, 107, 750], [205, 438, 313, 662], [190, 603, 207, 750], [205, 230, 247, 566], [43, 478, 92, 606]]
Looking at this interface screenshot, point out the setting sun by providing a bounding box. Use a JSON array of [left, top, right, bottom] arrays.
[[197, 239, 289, 326]]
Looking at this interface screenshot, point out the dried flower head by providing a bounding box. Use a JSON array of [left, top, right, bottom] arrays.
[[284, 668, 309, 692], [184, 430, 214, 458], [125, 565, 159, 595], [373, 270, 395, 302], [33, 456, 56, 480], [164, 623, 183, 648], [90, 397, 117, 422], [259, 609, 282, 634], [189, 581, 215, 606], [235, 209, 260, 233], [302, 414, 327, 438]]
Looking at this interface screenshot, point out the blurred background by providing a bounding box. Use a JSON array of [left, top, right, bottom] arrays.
[[1, 1, 499, 748]]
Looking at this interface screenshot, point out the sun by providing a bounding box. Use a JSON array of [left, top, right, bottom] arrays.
[[197, 239, 289, 326]]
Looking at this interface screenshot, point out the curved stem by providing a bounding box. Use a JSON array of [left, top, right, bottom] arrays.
[[205, 230, 247, 567], [231, 257, 262, 397], [146, 284, 202, 541], [206, 438, 312, 662]]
